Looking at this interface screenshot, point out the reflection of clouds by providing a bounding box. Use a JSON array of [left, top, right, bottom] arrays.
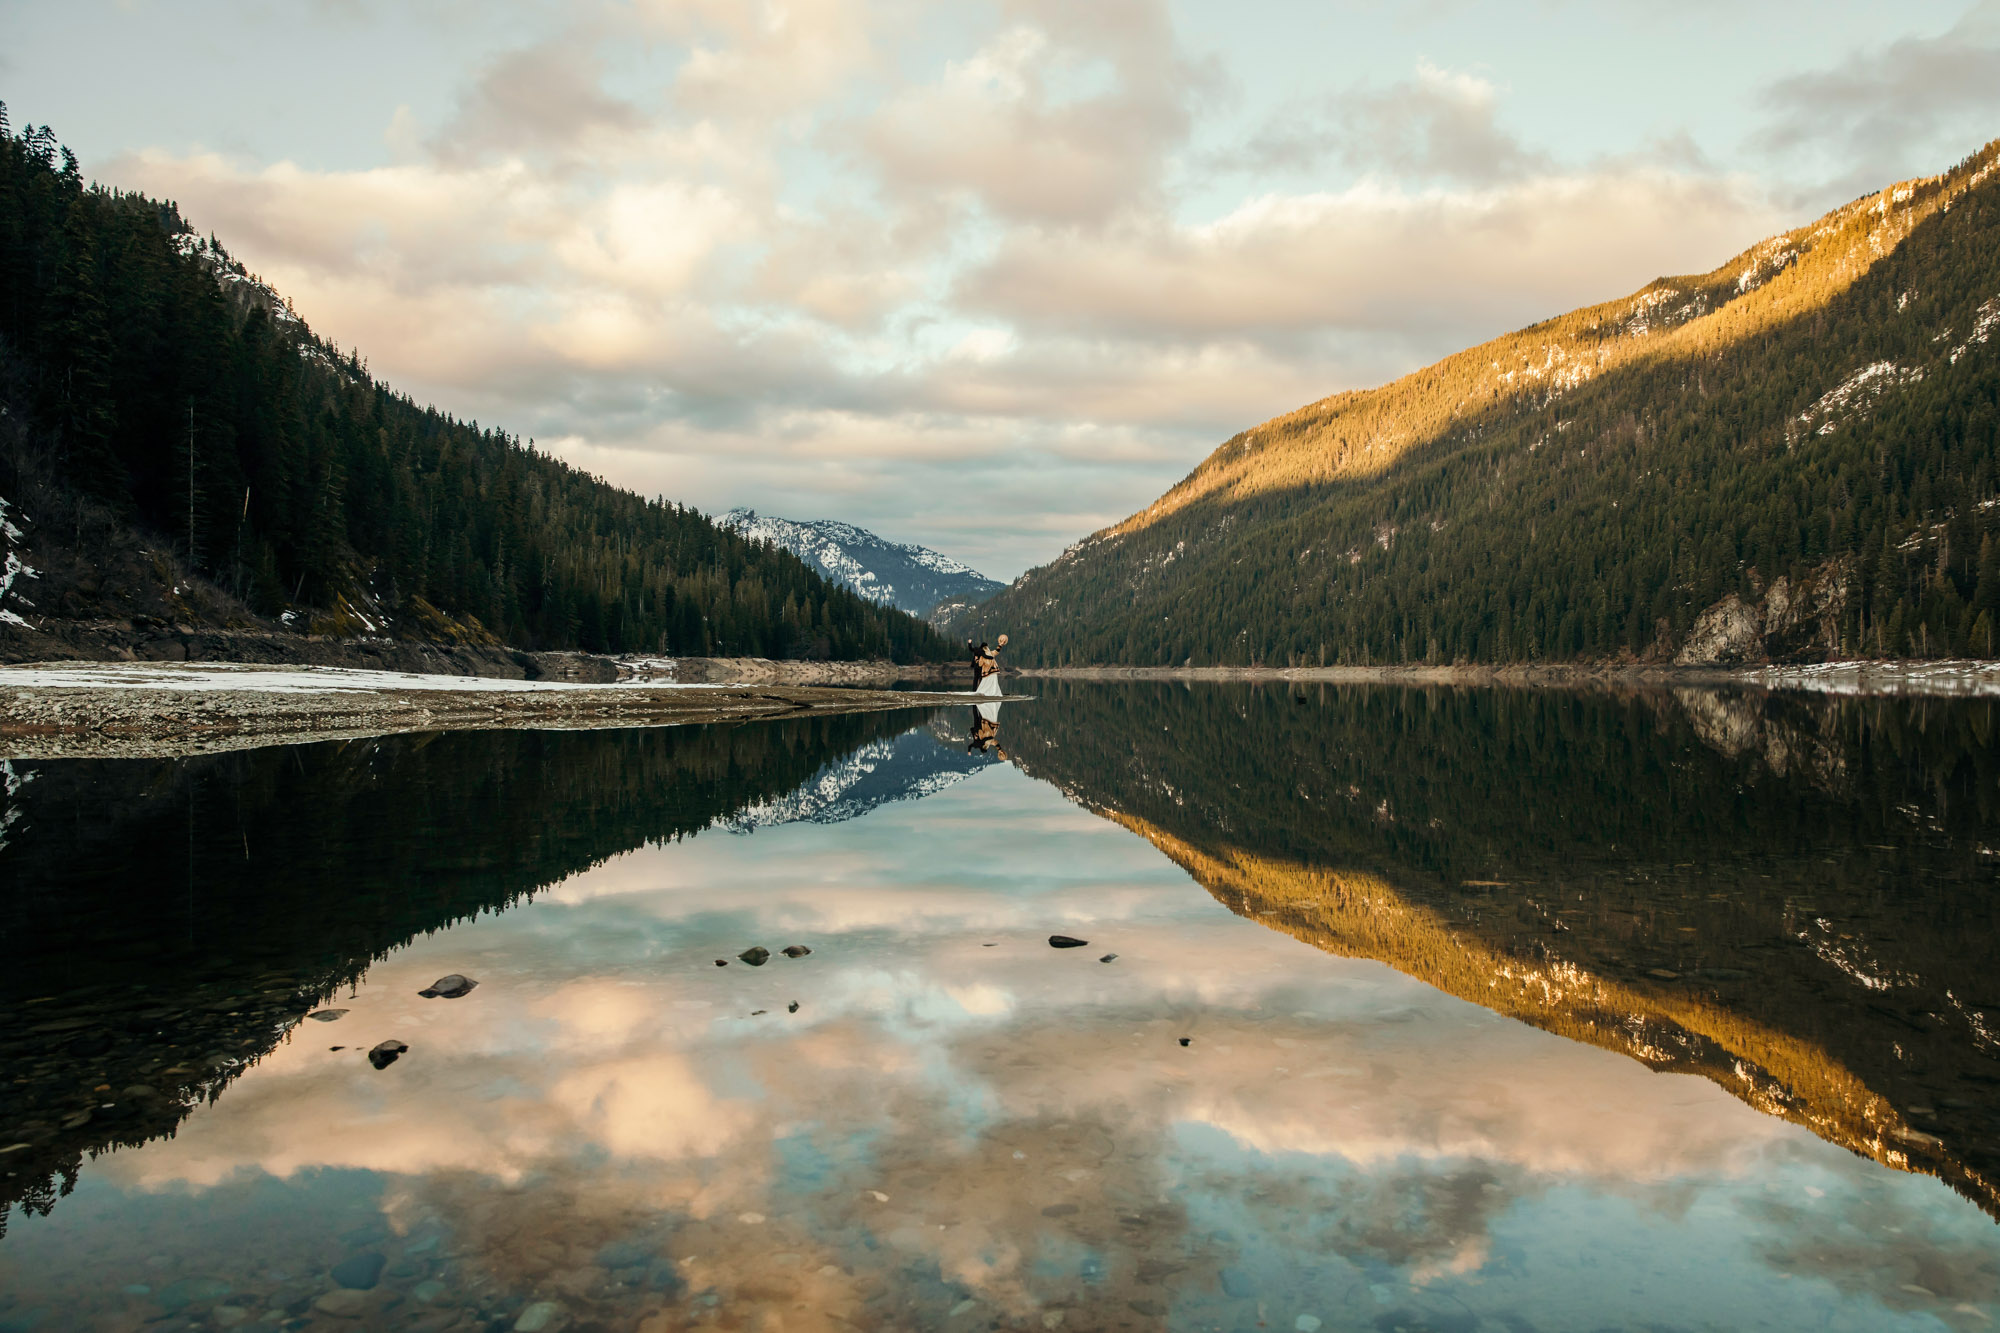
[[52, 771, 2000, 1328]]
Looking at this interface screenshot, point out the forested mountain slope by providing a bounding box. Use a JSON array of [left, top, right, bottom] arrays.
[[962, 142, 2000, 667], [0, 110, 949, 663]]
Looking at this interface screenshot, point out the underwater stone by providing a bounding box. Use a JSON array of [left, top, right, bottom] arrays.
[[1048, 936, 1088, 949], [330, 1252, 386, 1290]]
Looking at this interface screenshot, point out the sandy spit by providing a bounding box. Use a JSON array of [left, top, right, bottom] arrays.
[[0, 661, 998, 760]]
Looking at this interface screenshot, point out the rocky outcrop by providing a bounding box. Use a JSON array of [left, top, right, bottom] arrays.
[[1674, 563, 1850, 666]]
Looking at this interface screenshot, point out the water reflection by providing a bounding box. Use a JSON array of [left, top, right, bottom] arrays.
[[1006, 684, 2000, 1221], [0, 685, 1996, 1332]]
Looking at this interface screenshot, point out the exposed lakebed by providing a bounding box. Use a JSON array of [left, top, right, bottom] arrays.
[[1, 684, 1997, 1331]]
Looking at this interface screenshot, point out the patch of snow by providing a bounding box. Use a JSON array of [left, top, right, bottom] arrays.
[[1796, 361, 1925, 436], [0, 662, 701, 695], [1948, 296, 2000, 365], [0, 494, 38, 628]]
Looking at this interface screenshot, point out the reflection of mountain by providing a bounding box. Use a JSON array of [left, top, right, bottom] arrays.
[[1005, 681, 2000, 1220], [725, 719, 997, 831], [0, 707, 935, 1233]]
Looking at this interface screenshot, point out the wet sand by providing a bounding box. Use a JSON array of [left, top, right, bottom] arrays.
[[0, 662, 1009, 759]]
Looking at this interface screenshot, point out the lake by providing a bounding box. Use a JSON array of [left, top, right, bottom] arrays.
[[3, 682, 1998, 1332]]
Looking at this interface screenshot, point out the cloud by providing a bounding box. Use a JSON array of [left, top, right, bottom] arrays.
[[84, 2, 1849, 579], [1227, 61, 1550, 187], [959, 168, 1782, 343], [1753, 0, 2000, 200], [430, 34, 644, 163], [860, 0, 1198, 224]]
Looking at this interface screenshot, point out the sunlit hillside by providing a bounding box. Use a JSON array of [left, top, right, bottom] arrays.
[[963, 141, 2000, 667]]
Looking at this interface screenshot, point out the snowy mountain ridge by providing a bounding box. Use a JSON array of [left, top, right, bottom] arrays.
[[721, 508, 1003, 618]]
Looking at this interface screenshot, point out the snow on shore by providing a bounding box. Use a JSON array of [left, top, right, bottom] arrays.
[[0, 662, 689, 695]]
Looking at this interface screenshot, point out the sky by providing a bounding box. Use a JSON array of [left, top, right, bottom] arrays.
[[5, 0, 2000, 578]]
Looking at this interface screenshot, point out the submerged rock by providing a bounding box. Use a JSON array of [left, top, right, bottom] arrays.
[[788, 1001, 799, 1013], [739, 947, 770, 966], [514, 1301, 566, 1332], [417, 974, 477, 999], [1178, 1037, 1191, 1047], [714, 959, 728, 967], [367, 1040, 408, 1069], [313, 1288, 369, 1319], [306, 1009, 348, 1022], [330, 1252, 386, 1291], [157, 1276, 233, 1311], [782, 945, 811, 958], [1048, 935, 1089, 949], [1099, 954, 1118, 964]]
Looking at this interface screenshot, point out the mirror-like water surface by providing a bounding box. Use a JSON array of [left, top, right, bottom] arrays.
[[3, 685, 1998, 1332]]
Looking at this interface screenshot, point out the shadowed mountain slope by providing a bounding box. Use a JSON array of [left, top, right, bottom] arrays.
[[963, 143, 2000, 667]]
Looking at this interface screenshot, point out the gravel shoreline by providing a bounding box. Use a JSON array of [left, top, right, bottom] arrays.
[[0, 662, 997, 759], [1017, 659, 2000, 698]]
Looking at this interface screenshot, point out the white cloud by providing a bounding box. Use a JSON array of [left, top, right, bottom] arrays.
[[65, 1, 1986, 578]]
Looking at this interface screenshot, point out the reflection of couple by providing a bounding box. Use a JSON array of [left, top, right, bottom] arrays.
[[967, 633, 1008, 756], [968, 702, 1005, 758]]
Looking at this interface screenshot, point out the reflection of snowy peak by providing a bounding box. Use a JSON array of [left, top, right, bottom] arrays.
[[726, 724, 997, 832], [721, 509, 1002, 616]]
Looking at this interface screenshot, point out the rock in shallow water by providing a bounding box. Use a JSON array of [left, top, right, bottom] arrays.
[[367, 1040, 408, 1069], [739, 947, 770, 966], [781, 945, 811, 958], [417, 974, 477, 999], [514, 1299, 566, 1331], [312, 1289, 369, 1319], [157, 1276, 232, 1311], [306, 1009, 348, 1022], [330, 1252, 386, 1290], [1048, 935, 1088, 949]]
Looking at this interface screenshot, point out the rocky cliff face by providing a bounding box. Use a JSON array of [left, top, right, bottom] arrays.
[[1674, 563, 1851, 665]]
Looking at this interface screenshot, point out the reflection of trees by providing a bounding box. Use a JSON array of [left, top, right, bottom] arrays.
[[1006, 681, 2000, 1220], [0, 709, 933, 1233]]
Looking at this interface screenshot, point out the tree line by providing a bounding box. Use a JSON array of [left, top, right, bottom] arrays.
[[0, 107, 951, 661]]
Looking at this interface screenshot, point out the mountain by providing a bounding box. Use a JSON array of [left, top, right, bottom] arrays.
[[723, 716, 1001, 832], [0, 109, 951, 665], [961, 142, 2000, 667], [721, 509, 1003, 619]]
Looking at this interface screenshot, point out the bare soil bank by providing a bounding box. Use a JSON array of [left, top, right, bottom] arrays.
[[0, 673, 983, 760], [1017, 659, 2000, 698]]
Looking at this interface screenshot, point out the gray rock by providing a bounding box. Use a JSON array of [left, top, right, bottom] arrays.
[[157, 1276, 233, 1311], [594, 1240, 651, 1270], [739, 948, 770, 966], [514, 1300, 566, 1332], [417, 975, 477, 999], [313, 1288, 369, 1319], [781, 945, 811, 958], [307, 1009, 349, 1022], [1674, 594, 1764, 665], [367, 1040, 408, 1069], [1048, 935, 1088, 949], [330, 1252, 386, 1290], [1098, 954, 1118, 963]]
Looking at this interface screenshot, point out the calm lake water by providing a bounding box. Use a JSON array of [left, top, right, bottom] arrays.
[[3, 682, 1999, 1332]]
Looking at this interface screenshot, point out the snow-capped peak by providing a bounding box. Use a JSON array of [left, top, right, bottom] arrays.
[[721, 508, 1002, 616]]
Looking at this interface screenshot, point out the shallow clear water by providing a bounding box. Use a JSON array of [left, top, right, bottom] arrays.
[[2, 685, 1998, 1332]]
